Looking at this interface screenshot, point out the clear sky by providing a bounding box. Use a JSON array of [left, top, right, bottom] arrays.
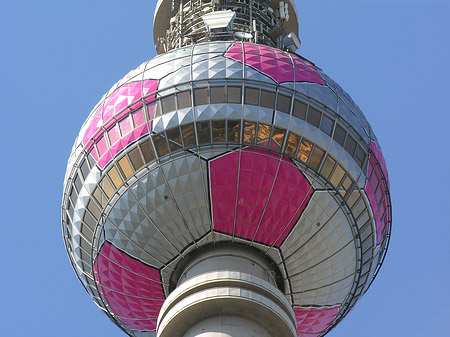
[[1, 1, 449, 336]]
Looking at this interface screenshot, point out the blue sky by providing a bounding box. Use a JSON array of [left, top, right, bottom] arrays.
[[2, 1, 449, 336]]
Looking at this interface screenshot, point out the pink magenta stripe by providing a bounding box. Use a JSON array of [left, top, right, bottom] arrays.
[[365, 140, 391, 245], [225, 42, 326, 85], [94, 242, 164, 331], [370, 140, 390, 189], [82, 80, 158, 168], [294, 305, 339, 336], [210, 147, 313, 246]]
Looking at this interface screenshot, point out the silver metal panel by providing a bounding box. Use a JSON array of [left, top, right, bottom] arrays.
[[288, 117, 330, 151], [209, 104, 230, 120], [294, 84, 338, 112], [327, 140, 362, 182], [195, 105, 213, 121], [161, 155, 211, 238], [245, 65, 275, 83], [177, 108, 195, 126], [273, 110, 290, 129], [282, 191, 356, 305]]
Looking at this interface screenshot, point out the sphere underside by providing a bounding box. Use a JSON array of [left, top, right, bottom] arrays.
[[62, 41, 391, 337]]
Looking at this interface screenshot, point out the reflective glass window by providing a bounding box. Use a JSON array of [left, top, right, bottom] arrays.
[[355, 145, 366, 167], [307, 106, 322, 128], [92, 186, 103, 206], [181, 123, 196, 147], [153, 134, 169, 157], [227, 120, 240, 143], [74, 174, 82, 193], [69, 185, 77, 204], [245, 87, 259, 106], [87, 199, 101, 220], [87, 154, 96, 169], [330, 164, 345, 188], [83, 211, 97, 232], [320, 114, 334, 136], [140, 139, 156, 163], [101, 177, 115, 199], [272, 127, 286, 148], [211, 86, 226, 104], [118, 156, 134, 179], [277, 94, 291, 114], [227, 86, 242, 103], [344, 135, 357, 156], [161, 95, 176, 114], [352, 196, 366, 219], [128, 147, 145, 170], [81, 225, 93, 242], [243, 121, 256, 144], [80, 160, 90, 181], [293, 99, 307, 120], [197, 121, 211, 145], [80, 237, 91, 254], [107, 166, 123, 189], [297, 139, 313, 163], [167, 127, 183, 151], [346, 191, 360, 209], [257, 123, 271, 142], [177, 90, 191, 109], [212, 120, 226, 142], [285, 132, 300, 156], [342, 176, 354, 191], [333, 123, 346, 146], [260, 90, 276, 109], [309, 146, 324, 171], [194, 87, 209, 106], [320, 155, 336, 179]]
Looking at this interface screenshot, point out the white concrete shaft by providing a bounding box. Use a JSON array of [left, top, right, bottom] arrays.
[[183, 315, 272, 337], [157, 246, 297, 337]]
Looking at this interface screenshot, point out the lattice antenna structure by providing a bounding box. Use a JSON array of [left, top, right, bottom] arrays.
[[62, 1, 392, 337], [154, 0, 300, 53]]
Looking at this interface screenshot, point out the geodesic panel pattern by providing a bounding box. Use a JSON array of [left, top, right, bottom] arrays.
[[103, 155, 210, 267], [366, 141, 391, 244], [94, 242, 164, 331], [294, 306, 340, 337], [62, 40, 392, 337], [226, 42, 326, 85], [282, 192, 356, 307], [210, 147, 313, 246]]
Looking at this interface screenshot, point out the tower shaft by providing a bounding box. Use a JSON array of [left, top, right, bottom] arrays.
[[157, 245, 297, 337]]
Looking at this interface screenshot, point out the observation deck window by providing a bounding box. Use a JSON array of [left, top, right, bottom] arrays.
[[277, 94, 291, 114], [227, 120, 241, 143]]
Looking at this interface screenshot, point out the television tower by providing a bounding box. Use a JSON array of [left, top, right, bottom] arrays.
[[62, 1, 392, 336]]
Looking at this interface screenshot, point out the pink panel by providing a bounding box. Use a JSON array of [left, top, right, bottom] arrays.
[[98, 151, 113, 169], [225, 43, 326, 85], [119, 116, 133, 137], [94, 242, 164, 332], [365, 141, 391, 245], [95, 136, 108, 158], [143, 80, 158, 98], [82, 80, 158, 149], [294, 306, 339, 337], [132, 109, 146, 127], [370, 140, 389, 188], [210, 147, 313, 246]]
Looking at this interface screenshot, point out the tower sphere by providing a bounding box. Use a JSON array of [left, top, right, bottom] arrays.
[[62, 1, 391, 337]]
